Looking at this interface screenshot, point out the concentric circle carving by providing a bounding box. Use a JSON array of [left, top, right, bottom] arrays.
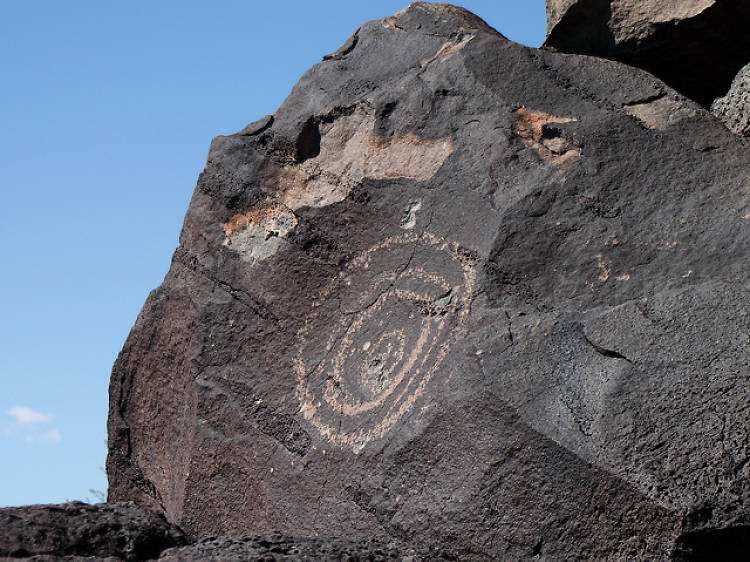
[[294, 232, 476, 452]]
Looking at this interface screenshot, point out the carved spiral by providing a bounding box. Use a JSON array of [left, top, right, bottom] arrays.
[[294, 232, 476, 452]]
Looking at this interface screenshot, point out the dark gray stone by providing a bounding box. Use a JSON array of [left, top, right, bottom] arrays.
[[158, 534, 414, 561], [107, 2, 750, 559], [239, 115, 274, 137], [0, 502, 185, 560]]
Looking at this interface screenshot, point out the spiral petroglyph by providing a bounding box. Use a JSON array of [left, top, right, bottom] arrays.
[[294, 232, 476, 452]]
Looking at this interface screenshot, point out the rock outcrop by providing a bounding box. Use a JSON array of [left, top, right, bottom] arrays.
[[107, 2, 750, 560], [544, 0, 750, 106], [0, 502, 185, 560], [712, 63, 750, 138]]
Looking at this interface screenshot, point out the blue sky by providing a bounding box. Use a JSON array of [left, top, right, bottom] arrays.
[[0, 1, 545, 507]]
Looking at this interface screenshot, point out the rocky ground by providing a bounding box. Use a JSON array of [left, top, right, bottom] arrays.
[[0, 502, 184, 561], [0, 504, 415, 561]]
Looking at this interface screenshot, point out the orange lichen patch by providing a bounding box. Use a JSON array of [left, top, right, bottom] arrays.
[[513, 107, 577, 140], [512, 107, 581, 166], [221, 206, 298, 262], [222, 207, 287, 238]]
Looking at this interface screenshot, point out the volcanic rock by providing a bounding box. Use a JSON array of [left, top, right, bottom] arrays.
[[0, 502, 185, 560], [712, 63, 750, 138], [545, 0, 579, 32], [108, 2, 750, 560], [158, 534, 413, 561], [543, 0, 750, 106]]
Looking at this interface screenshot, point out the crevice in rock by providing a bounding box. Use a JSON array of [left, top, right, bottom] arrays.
[[173, 246, 280, 324], [624, 92, 666, 107], [672, 525, 750, 562], [294, 117, 321, 163], [582, 332, 632, 364]]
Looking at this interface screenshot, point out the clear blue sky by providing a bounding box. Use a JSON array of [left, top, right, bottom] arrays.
[[0, 1, 545, 507]]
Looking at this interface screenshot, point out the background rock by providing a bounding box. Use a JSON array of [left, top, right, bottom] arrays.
[[546, 0, 578, 33], [712, 63, 750, 138], [543, 0, 750, 106], [107, 2, 750, 559], [0, 502, 185, 560]]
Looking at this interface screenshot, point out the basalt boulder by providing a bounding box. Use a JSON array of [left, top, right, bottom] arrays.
[[107, 2, 750, 560], [544, 0, 750, 107], [712, 62, 750, 138], [158, 534, 413, 561], [0, 502, 185, 560]]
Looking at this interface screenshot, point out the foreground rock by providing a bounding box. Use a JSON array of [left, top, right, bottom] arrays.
[[0, 502, 185, 560], [159, 534, 413, 561], [108, 2, 750, 559], [544, 0, 750, 106], [712, 63, 750, 138], [0, 509, 411, 562]]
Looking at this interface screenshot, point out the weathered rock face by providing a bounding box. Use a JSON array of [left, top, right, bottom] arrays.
[[108, 2, 750, 560], [0, 502, 185, 560], [713, 63, 750, 138], [544, 0, 750, 106]]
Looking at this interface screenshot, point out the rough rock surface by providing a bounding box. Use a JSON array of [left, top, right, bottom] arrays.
[[712, 63, 750, 138], [0, 502, 185, 560], [158, 534, 414, 561], [545, 0, 579, 33], [108, 2, 750, 560], [543, 0, 750, 106]]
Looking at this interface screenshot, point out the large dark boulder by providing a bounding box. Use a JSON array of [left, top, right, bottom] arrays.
[[0, 502, 185, 560], [107, 2, 750, 559], [544, 0, 750, 106]]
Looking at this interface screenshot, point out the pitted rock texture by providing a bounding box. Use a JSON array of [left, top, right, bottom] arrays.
[[0, 502, 185, 560], [108, 2, 750, 560], [543, 0, 750, 106], [158, 534, 414, 561], [712, 63, 750, 138]]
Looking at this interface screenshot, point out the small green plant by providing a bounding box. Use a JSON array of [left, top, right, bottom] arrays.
[[87, 488, 106, 503]]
